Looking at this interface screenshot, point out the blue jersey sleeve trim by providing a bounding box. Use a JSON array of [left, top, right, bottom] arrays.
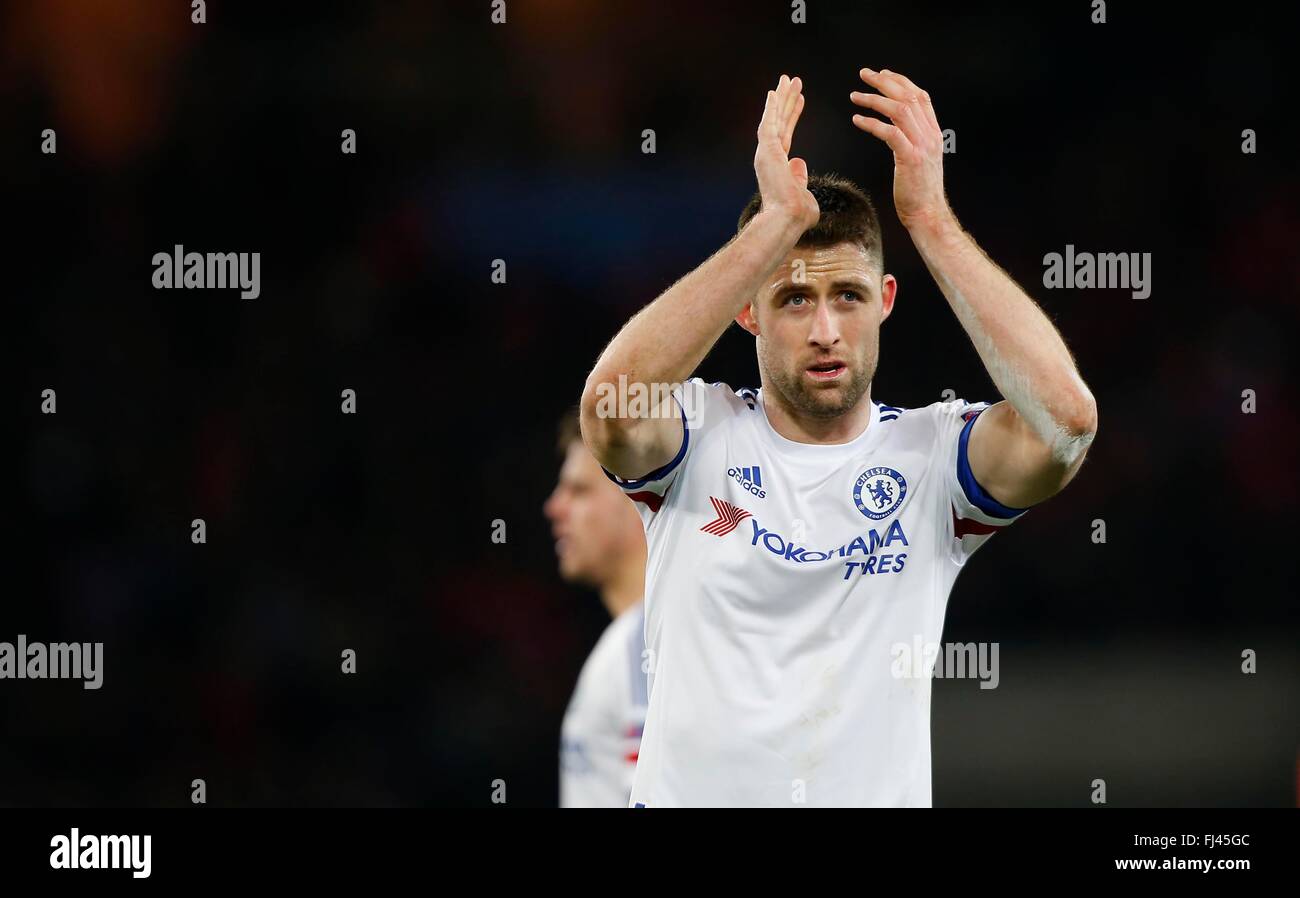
[[600, 396, 690, 490], [956, 410, 1030, 519]]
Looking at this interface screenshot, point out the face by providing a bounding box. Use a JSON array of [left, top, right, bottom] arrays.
[[543, 441, 644, 586], [738, 241, 896, 419]]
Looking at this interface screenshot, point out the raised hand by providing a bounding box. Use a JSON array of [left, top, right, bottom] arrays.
[[850, 68, 952, 231], [755, 74, 819, 232]]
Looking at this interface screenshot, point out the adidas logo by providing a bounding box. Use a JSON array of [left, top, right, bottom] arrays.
[[727, 465, 767, 499]]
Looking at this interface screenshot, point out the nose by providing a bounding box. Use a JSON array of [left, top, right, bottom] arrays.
[[544, 489, 563, 521], [807, 297, 840, 348]]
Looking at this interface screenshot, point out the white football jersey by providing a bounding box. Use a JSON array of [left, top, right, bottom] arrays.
[[603, 378, 1029, 807], [559, 603, 647, 808]]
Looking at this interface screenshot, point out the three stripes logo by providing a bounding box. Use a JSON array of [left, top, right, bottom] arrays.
[[700, 496, 752, 537]]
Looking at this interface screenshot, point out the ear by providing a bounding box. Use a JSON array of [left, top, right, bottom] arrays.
[[735, 301, 761, 337], [880, 274, 898, 323]]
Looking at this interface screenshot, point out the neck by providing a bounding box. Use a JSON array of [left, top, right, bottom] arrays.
[[760, 379, 875, 444], [599, 544, 646, 619]]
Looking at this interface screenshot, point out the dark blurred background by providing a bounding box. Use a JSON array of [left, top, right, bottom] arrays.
[[5, 1, 1297, 806]]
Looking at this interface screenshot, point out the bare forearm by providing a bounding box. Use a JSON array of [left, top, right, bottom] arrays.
[[585, 208, 803, 396], [909, 213, 1097, 461], [581, 73, 817, 477], [850, 66, 1095, 498]]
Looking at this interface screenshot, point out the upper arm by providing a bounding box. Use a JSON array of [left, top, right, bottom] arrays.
[[579, 377, 685, 483], [965, 399, 1095, 509], [582, 378, 738, 512]]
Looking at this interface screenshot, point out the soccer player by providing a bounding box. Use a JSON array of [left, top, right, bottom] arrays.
[[579, 71, 1098, 807], [544, 409, 648, 807]]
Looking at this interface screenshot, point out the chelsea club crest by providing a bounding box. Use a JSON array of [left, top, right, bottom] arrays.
[[853, 466, 907, 520]]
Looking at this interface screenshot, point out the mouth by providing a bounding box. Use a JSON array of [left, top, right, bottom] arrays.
[[805, 360, 847, 383]]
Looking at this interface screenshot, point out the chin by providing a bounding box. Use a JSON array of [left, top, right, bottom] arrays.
[[795, 389, 851, 416], [564, 562, 600, 587]]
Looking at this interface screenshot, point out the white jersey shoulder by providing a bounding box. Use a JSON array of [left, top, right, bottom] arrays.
[[559, 603, 647, 808]]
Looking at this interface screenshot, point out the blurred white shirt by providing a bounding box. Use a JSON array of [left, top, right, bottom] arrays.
[[559, 603, 646, 808]]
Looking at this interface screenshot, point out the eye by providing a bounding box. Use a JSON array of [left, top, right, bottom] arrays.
[[841, 290, 862, 302], [784, 294, 809, 307]]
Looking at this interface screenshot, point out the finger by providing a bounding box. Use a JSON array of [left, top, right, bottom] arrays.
[[876, 69, 914, 108], [755, 88, 791, 183], [887, 69, 923, 96], [850, 91, 925, 145], [780, 76, 802, 132], [763, 75, 791, 140], [775, 74, 793, 134], [758, 89, 779, 141], [917, 89, 939, 133], [873, 70, 936, 139], [859, 67, 906, 101], [850, 90, 906, 120], [782, 92, 805, 154], [789, 156, 809, 187], [894, 100, 928, 147], [852, 114, 912, 156], [884, 70, 940, 132]]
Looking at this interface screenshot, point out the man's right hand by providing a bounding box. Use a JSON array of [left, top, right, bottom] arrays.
[[582, 76, 821, 484], [754, 74, 820, 232]]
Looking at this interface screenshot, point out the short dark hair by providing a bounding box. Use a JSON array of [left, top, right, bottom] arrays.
[[736, 173, 884, 272], [555, 405, 582, 455]]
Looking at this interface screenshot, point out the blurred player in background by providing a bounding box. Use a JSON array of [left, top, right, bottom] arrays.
[[580, 71, 1098, 806], [544, 409, 647, 807]]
